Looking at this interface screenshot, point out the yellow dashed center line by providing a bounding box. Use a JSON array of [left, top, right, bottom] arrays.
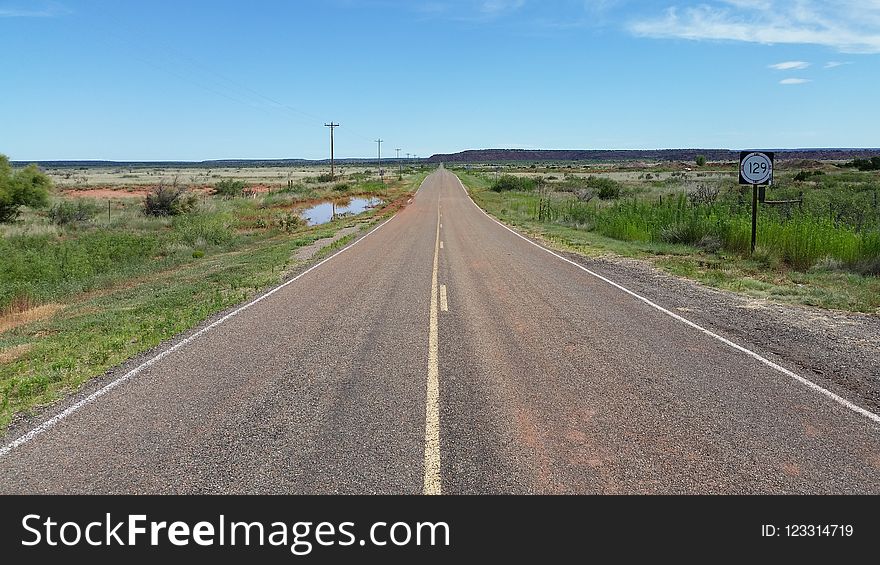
[[424, 200, 442, 495]]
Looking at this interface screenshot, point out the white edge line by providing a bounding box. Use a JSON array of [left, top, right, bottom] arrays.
[[452, 173, 880, 426], [0, 178, 432, 458]]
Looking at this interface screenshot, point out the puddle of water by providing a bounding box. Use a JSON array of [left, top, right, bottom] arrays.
[[300, 197, 381, 226]]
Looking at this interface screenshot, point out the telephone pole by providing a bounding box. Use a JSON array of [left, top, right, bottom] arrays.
[[324, 122, 339, 180], [375, 139, 383, 180], [396, 148, 402, 178]]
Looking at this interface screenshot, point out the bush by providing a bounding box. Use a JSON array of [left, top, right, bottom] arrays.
[[214, 179, 247, 197], [143, 183, 198, 216], [793, 170, 825, 182], [491, 175, 536, 192], [695, 155, 707, 167], [0, 155, 51, 222], [584, 176, 621, 200], [278, 213, 305, 233], [333, 182, 350, 192], [48, 199, 101, 225], [316, 173, 335, 182], [845, 157, 880, 171]]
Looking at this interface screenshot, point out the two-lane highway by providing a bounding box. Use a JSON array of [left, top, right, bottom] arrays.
[[2, 168, 878, 493]]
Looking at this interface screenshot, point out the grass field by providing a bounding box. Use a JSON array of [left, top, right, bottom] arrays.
[[44, 164, 399, 189], [0, 167, 429, 432], [455, 162, 880, 313]]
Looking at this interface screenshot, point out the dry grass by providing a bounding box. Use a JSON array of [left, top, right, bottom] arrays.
[[0, 344, 33, 364], [46, 165, 383, 189], [0, 303, 63, 334]]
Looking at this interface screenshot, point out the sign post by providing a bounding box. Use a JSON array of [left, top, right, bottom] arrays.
[[739, 151, 774, 254]]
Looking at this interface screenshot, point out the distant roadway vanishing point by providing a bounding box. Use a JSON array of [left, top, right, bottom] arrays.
[[1, 168, 878, 494]]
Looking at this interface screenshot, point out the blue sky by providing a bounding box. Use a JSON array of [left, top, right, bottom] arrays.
[[2, 0, 879, 160]]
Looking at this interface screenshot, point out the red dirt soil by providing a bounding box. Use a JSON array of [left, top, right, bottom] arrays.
[[60, 184, 281, 199]]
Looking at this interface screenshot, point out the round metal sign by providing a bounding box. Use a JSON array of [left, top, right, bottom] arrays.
[[740, 152, 773, 185]]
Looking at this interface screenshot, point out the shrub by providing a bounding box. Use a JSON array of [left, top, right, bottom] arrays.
[[0, 155, 51, 222], [214, 179, 247, 197], [845, 157, 880, 171], [48, 199, 101, 225], [585, 176, 621, 200], [143, 183, 198, 216], [278, 213, 305, 233], [695, 155, 707, 167], [491, 175, 536, 192], [333, 182, 350, 192], [793, 170, 825, 182], [317, 173, 335, 182]]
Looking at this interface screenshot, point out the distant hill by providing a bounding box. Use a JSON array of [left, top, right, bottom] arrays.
[[12, 158, 380, 169], [13, 148, 880, 169], [425, 148, 880, 163]]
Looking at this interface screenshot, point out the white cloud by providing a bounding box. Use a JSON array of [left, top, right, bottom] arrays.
[[769, 61, 810, 70], [779, 78, 811, 84], [629, 1, 880, 54], [824, 61, 852, 68]]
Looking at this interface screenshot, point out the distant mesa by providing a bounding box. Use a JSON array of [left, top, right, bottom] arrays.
[[13, 148, 880, 168], [424, 148, 880, 163]]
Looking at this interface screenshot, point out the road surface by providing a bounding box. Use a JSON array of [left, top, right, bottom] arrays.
[[2, 168, 879, 494]]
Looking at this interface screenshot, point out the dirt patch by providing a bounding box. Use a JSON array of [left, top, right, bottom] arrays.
[[0, 304, 63, 334], [61, 187, 152, 199], [60, 185, 221, 199], [0, 344, 33, 364]]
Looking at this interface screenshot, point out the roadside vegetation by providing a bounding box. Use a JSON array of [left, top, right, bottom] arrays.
[[0, 154, 430, 432], [456, 159, 880, 313]]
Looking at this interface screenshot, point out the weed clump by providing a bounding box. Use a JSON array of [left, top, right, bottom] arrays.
[[278, 213, 306, 233], [48, 200, 101, 226], [143, 182, 198, 217]]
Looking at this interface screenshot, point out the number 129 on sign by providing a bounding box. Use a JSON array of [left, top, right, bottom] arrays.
[[739, 151, 774, 185]]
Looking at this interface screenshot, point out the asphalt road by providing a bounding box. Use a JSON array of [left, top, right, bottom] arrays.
[[2, 168, 879, 494]]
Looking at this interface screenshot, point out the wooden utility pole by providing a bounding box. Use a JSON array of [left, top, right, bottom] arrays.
[[396, 148, 402, 178], [325, 122, 339, 180], [376, 139, 383, 180]]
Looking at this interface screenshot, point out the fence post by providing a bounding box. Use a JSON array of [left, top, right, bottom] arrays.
[[751, 184, 758, 254]]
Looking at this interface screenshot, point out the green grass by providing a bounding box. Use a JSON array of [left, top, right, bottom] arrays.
[[455, 169, 880, 313], [0, 171, 429, 432]]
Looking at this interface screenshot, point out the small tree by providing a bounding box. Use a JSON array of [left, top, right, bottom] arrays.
[[695, 155, 707, 167], [0, 154, 51, 222]]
